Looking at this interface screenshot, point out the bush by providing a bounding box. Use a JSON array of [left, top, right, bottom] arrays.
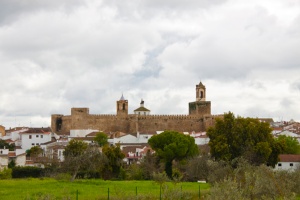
[[0, 168, 12, 179], [12, 166, 43, 178]]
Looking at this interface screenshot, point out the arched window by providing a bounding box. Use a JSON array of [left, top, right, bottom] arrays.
[[123, 103, 126, 110], [200, 91, 204, 98]]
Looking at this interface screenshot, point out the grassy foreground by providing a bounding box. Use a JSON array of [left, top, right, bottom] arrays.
[[0, 178, 210, 200]]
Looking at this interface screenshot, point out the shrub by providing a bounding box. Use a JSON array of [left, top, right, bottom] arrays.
[[12, 166, 43, 178], [0, 168, 12, 179]]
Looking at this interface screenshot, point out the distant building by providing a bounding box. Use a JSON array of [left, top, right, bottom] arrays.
[[20, 127, 53, 150], [134, 99, 150, 116], [275, 154, 300, 171], [51, 82, 221, 134]]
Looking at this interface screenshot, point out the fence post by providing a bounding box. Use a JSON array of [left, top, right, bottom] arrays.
[[160, 185, 162, 200], [136, 186, 138, 199], [198, 184, 200, 200]]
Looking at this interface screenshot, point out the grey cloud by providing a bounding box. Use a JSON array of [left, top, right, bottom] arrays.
[[0, 0, 84, 25]]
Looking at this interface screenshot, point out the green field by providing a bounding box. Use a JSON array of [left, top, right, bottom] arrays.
[[0, 178, 210, 200]]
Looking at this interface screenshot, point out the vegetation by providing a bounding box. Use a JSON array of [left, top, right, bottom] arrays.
[[94, 132, 109, 147], [0, 178, 209, 200], [207, 112, 281, 166], [148, 130, 199, 178], [0, 139, 15, 151], [276, 135, 300, 154]]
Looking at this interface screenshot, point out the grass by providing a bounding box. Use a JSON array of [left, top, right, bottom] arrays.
[[0, 178, 210, 200]]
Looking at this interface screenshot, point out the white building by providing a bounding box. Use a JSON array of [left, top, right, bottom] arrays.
[[20, 127, 53, 150], [275, 154, 300, 171], [134, 99, 150, 116]]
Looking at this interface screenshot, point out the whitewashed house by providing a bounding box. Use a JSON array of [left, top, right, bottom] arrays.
[[275, 154, 300, 171], [0, 148, 9, 169], [0, 148, 26, 169], [20, 128, 53, 150]]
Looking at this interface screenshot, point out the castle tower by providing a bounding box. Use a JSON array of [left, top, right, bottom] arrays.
[[196, 81, 206, 101], [189, 82, 211, 115], [116, 94, 128, 116]]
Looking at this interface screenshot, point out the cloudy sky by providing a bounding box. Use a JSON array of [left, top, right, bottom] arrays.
[[0, 0, 300, 128]]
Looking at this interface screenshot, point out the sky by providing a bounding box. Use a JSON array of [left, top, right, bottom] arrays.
[[0, 0, 300, 128]]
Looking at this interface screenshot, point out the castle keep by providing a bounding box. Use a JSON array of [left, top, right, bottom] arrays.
[[51, 82, 219, 134]]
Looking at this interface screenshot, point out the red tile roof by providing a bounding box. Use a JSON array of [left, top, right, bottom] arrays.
[[279, 154, 300, 162]]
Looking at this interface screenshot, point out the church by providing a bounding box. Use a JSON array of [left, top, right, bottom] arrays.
[[51, 82, 220, 134]]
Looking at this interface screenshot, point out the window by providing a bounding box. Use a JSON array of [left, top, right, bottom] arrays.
[[290, 163, 294, 167], [36, 143, 39, 146], [29, 135, 32, 139], [0, 150, 2, 154], [278, 163, 282, 167], [41, 135, 43, 138], [36, 135, 39, 138], [32, 143, 35, 146]]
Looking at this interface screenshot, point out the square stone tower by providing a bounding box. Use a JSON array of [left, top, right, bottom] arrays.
[[189, 82, 211, 115]]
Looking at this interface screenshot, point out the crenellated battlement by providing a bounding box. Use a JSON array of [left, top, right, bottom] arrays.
[[51, 82, 218, 133]]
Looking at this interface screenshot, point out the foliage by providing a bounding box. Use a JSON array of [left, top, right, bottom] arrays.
[[148, 130, 199, 178], [12, 166, 43, 178], [27, 146, 43, 157], [94, 132, 109, 147], [63, 139, 88, 157], [208, 160, 300, 200], [207, 112, 279, 166], [8, 160, 16, 168], [0, 168, 12, 179], [139, 150, 161, 180], [102, 143, 125, 180], [0, 139, 15, 151], [276, 135, 300, 154], [62, 143, 105, 181], [185, 155, 210, 182]]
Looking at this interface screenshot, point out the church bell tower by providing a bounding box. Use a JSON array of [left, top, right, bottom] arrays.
[[116, 94, 128, 116], [189, 82, 211, 115]]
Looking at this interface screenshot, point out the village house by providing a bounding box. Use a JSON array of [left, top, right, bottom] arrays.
[[275, 154, 300, 171], [0, 148, 26, 169], [19, 127, 53, 150]]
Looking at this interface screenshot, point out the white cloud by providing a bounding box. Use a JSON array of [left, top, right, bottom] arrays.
[[0, 0, 300, 128]]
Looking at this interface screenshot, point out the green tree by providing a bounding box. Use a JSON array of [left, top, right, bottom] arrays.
[[207, 112, 279, 166], [27, 146, 43, 157], [94, 132, 109, 147], [64, 139, 88, 157], [0, 140, 15, 151], [276, 135, 300, 154], [62, 139, 88, 181], [102, 143, 125, 179], [148, 130, 199, 179]]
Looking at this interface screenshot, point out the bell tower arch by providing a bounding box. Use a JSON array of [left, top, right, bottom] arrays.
[[196, 81, 206, 101]]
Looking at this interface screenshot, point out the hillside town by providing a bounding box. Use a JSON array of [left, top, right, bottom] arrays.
[[1, 82, 300, 171]]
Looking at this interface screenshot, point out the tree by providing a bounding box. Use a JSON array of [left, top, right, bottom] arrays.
[[62, 139, 89, 181], [207, 112, 279, 166], [27, 146, 43, 157], [0, 140, 15, 151], [148, 130, 199, 179], [102, 143, 125, 179], [276, 135, 300, 154], [94, 132, 109, 147]]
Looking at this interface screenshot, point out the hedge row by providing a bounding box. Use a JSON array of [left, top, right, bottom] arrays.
[[12, 166, 43, 178]]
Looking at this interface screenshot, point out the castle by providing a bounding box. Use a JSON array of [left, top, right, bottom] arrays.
[[51, 82, 220, 134]]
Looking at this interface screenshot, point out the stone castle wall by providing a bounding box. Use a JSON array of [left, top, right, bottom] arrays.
[[51, 82, 220, 134], [52, 111, 222, 134]]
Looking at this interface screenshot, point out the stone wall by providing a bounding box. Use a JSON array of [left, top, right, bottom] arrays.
[[52, 111, 222, 134]]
